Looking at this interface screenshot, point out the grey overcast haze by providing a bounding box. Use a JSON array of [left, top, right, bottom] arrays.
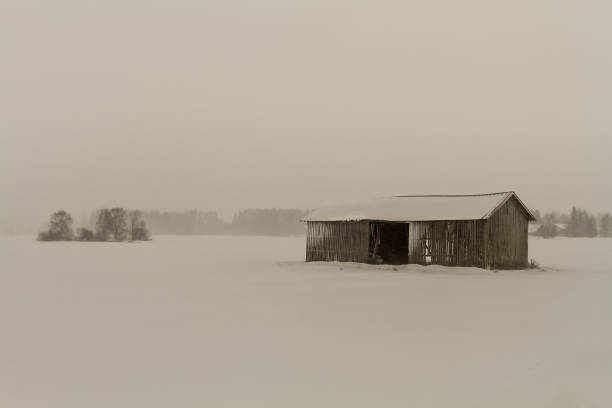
[[2, 0, 611, 230]]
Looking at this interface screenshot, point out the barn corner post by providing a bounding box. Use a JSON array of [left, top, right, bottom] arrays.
[[305, 221, 311, 262], [482, 219, 489, 269]]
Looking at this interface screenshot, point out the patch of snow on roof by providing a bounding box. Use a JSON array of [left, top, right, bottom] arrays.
[[302, 192, 530, 222]]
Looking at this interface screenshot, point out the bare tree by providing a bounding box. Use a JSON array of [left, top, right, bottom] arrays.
[[129, 210, 150, 241], [76, 228, 95, 241], [95, 209, 113, 241], [110, 208, 128, 241], [38, 210, 74, 241], [601, 213, 612, 238]]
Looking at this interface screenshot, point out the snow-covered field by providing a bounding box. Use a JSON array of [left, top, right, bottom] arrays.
[[0, 235, 611, 407]]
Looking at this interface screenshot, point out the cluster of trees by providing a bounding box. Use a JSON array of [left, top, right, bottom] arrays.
[[133, 208, 308, 236], [37, 210, 75, 241], [531, 207, 612, 238], [530, 209, 569, 225], [93, 208, 150, 241], [566, 207, 598, 238], [38, 208, 150, 242]]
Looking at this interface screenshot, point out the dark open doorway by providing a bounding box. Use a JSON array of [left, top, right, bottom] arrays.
[[371, 222, 409, 264]]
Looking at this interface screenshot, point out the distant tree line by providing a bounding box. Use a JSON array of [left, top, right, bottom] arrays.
[[38, 208, 150, 242], [137, 210, 227, 235], [231, 209, 308, 235], [531, 207, 612, 238], [125, 208, 308, 236], [39, 208, 307, 239]]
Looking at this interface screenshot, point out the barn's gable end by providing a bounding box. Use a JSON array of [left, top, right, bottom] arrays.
[[483, 192, 536, 222], [483, 195, 530, 268]]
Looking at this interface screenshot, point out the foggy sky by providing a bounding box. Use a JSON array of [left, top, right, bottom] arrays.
[[2, 0, 611, 229]]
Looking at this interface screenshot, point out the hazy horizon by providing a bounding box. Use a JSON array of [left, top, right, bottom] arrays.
[[2, 0, 612, 231]]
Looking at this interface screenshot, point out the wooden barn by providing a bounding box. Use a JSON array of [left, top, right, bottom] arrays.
[[302, 192, 536, 269]]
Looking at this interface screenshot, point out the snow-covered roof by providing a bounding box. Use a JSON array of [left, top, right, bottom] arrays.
[[302, 192, 536, 222]]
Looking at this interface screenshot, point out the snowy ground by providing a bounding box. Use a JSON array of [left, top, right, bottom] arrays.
[[0, 235, 610, 407]]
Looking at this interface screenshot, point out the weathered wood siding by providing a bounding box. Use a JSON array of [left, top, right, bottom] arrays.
[[408, 220, 486, 267], [306, 221, 370, 263], [483, 197, 529, 269], [306, 197, 530, 269]]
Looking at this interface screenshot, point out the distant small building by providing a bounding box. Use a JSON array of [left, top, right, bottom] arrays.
[[530, 223, 567, 238], [302, 192, 536, 269]]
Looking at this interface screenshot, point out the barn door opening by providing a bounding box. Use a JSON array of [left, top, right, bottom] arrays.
[[371, 222, 409, 264]]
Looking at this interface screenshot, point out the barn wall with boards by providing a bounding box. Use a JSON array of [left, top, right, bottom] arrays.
[[306, 221, 370, 263], [407, 220, 486, 267]]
